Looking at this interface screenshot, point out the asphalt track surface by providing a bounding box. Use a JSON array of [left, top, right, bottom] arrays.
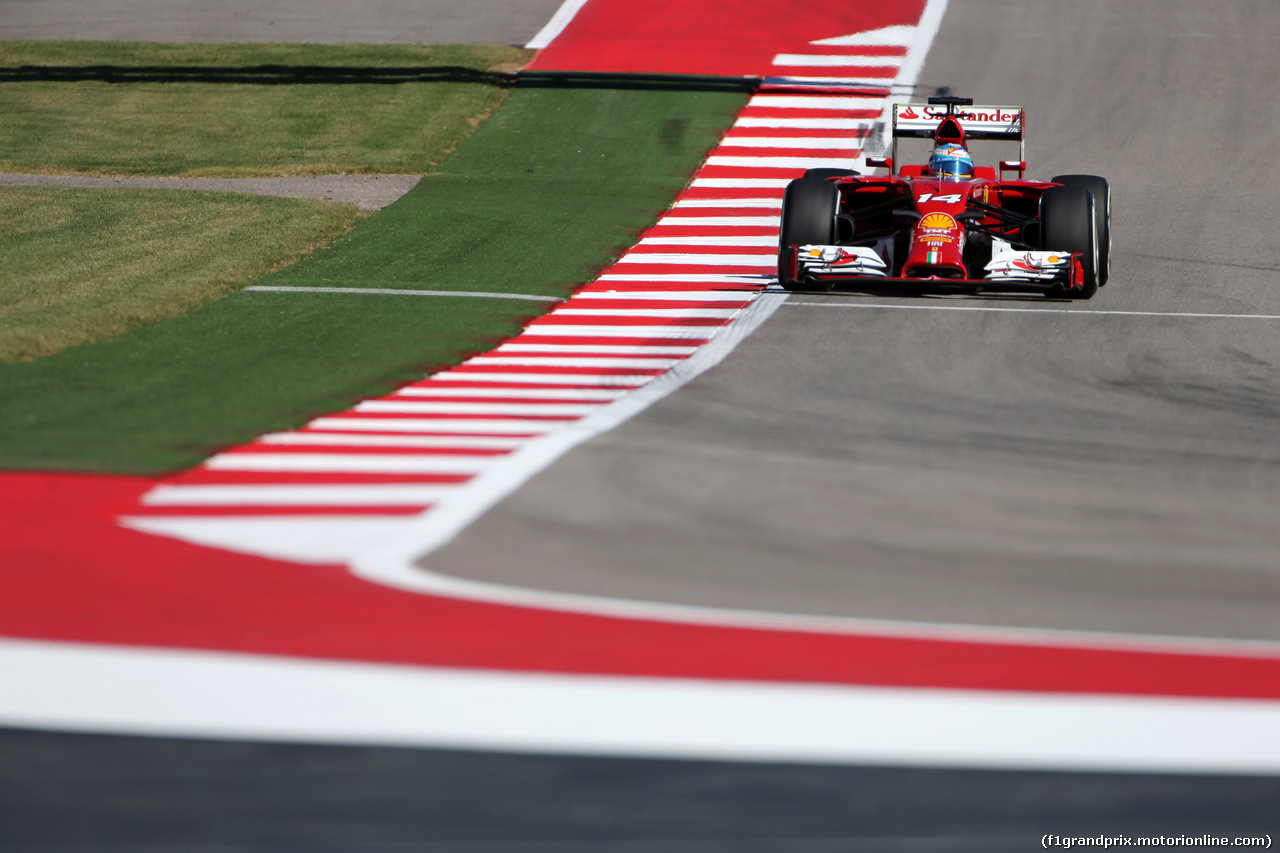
[[0, 0, 569, 46], [430, 0, 1280, 644], [4, 1, 1280, 849]]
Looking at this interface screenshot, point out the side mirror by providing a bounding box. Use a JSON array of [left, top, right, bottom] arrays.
[[866, 156, 893, 173], [1000, 160, 1026, 177]]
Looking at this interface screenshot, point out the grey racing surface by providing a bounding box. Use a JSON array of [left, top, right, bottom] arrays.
[[426, 0, 1280, 644], [0, 0, 569, 45]]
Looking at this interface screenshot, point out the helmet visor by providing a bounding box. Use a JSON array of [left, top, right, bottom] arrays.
[[929, 154, 972, 179]]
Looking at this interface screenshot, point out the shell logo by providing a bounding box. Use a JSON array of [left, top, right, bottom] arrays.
[[919, 213, 957, 230]]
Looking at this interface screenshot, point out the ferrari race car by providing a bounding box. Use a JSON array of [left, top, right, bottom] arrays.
[[778, 96, 1111, 298]]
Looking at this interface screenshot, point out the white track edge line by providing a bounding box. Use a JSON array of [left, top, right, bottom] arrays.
[[2, 638, 1278, 774], [524, 0, 590, 49]]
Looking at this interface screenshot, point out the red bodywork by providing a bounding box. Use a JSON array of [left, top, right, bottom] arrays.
[[779, 99, 1093, 294], [783, 166, 1086, 292]]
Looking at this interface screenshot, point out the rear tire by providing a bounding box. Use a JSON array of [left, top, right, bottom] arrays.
[[778, 178, 840, 291], [803, 168, 860, 181], [1052, 174, 1111, 286], [1039, 185, 1098, 299]]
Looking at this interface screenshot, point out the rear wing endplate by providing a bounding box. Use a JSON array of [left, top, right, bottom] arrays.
[[889, 102, 1025, 170]]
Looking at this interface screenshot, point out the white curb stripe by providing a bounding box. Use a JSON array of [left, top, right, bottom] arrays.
[[717, 136, 863, 150], [772, 54, 904, 67], [496, 343, 699, 355], [734, 117, 868, 129], [203, 453, 497, 475], [550, 306, 744, 316], [615, 255, 774, 268], [428, 372, 656, 386], [355, 400, 601, 416], [393, 385, 630, 399], [141, 484, 457, 506], [519, 324, 726, 338], [468, 356, 683, 369], [257, 433, 528, 450], [706, 156, 858, 169], [307, 416, 566, 433]]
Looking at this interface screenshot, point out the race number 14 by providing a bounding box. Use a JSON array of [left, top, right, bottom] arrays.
[[917, 193, 963, 203]]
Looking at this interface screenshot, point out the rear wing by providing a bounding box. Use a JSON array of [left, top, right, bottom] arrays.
[[885, 100, 1026, 174]]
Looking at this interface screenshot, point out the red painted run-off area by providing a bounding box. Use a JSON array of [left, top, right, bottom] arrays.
[[3, 472, 1280, 700], [4, 0, 1280, 703], [528, 0, 926, 76]]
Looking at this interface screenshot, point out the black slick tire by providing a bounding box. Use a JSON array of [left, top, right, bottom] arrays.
[[1039, 184, 1099, 299], [802, 168, 860, 181], [778, 178, 840, 291], [1052, 174, 1111, 286]]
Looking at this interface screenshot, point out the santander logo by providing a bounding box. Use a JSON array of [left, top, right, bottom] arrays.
[[900, 106, 919, 119]]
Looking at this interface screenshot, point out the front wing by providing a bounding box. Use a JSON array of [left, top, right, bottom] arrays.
[[784, 244, 1088, 294]]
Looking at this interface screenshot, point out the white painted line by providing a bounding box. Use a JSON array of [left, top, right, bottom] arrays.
[[772, 54, 904, 67], [617, 254, 773, 268], [5, 639, 1280, 774], [497, 343, 699, 355], [717, 137, 863, 150], [673, 197, 783, 208], [638, 235, 778, 247], [651, 215, 780, 227], [203, 453, 498, 476], [783, 302, 1280, 321], [244, 285, 562, 303], [356, 400, 600, 416], [520, 324, 725, 339], [119, 518, 421, 565], [258, 432, 527, 450], [142, 484, 457, 506], [706, 156, 857, 169], [524, 0, 589, 49], [747, 95, 887, 110], [395, 384, 630, 398], [551, 306, 743, 317], [734, 117, 868, 130], [308, 416, 565, 433], [573, 290, 757, 301], [594, 273, 769, 284], [812, 24, 916, 47], [893, 0, 949, 97], [763, 75, 896, 86], [428, 372, 655, 386], [469, 356, 683, 369], [690, 177, 793, 189]]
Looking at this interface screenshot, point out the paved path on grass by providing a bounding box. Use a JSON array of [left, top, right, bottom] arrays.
[[0, 172, 421, 210]]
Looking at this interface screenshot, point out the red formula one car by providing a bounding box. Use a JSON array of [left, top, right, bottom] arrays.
[[777, 96, 1111, 298]]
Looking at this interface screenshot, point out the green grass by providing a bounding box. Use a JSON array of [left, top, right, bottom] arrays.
[[0, 186, 362, 363], [0, 77, 752, 474], [0, 41, 530, 176]]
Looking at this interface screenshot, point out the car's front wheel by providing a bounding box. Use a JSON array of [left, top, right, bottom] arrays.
[[1052, 174, 1111, 286], [1039, 184, 1099, 299], [778, 178, 840, 291]]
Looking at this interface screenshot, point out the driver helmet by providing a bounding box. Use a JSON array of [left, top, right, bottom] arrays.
[[928, 144, 974, 180]]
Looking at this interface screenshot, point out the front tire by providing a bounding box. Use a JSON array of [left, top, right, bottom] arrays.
[[1039, 184, 1099, 299], [778, 178, 840, 291], [1052, 174, 1111, 286]]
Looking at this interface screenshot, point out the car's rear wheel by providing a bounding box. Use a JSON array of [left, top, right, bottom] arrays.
[[1052, 174, 1111, 286], [778, 178, 840, 291], [802, 168, 860, 181], [1039, 184, 1099, 299]]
